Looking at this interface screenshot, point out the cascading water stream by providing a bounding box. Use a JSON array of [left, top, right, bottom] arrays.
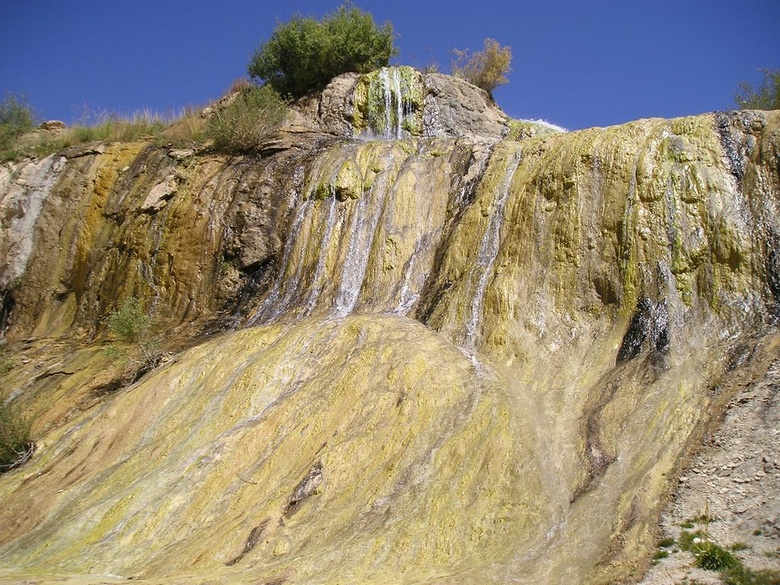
[[245, 197, 311, 326], [304, 193, 340, 316], [394, 193, 440, 316], [332, 178, 387, 318], [394, 236, 426, 315], [377, 67, 414, 140], [463, 150, 523, 353]]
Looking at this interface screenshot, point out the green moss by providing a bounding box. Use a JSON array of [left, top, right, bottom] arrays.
[[353, 66, 425, 137], [334, 158, 363, 200]]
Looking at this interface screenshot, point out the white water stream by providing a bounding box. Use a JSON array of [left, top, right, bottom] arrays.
[[332, 176, 387, 317], [463, 150, 522, 352], [377, 67, 414, 140]]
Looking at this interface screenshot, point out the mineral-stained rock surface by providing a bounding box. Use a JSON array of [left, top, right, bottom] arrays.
[[0, 69, 778, 584]]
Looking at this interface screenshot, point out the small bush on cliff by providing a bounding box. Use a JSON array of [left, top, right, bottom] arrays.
[[106, 298, 163, 382], [735, 68, 780, 110], [248, 2, 397, 98], [451, 38, 512, 96], [107, 297, 151, 343], [205, 85, 288, 153], [0, 400, 34, 473], [0, 93, 36, 159]]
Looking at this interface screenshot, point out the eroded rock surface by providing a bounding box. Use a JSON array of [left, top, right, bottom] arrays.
[[0, 69, 779, 584]]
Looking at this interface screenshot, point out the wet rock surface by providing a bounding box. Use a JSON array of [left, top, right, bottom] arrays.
[[0, 71, 779, 584]]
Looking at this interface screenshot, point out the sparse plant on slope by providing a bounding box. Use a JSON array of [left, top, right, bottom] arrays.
[[451, 38, 512, 96], [2, 106, 185, 162], [0, 92, 36, 159], [107, 297, 151, 343], [674, 517, 780, 585], [0, 399, 34, 473], [205, 85, 288, 153], [106, 297, 163, 382], [248, 2, 397, 98], [735, 68, 780, 110]]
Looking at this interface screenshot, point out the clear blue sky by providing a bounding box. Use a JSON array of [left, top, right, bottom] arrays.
[[1, 0, 778, 130]]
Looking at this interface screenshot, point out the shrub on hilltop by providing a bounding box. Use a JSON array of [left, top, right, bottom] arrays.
[[248, 2, 397, 99], [451, 38, 512, 97], [735, 68, 780, 110], [0, 93, 36, 156]]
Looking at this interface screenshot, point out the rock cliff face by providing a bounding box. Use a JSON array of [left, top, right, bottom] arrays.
[[0, 68, 778, 584]]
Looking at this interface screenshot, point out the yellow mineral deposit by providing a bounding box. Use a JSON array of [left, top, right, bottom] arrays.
[[0, 68, 778, 584]]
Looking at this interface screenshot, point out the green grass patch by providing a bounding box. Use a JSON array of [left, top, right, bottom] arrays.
[[694, 541, 739, 571], [205, 85, 288, 154], [0, 400, 34, 472], [653, 549, 669, 560], [723, 565, 780, 585], [677, 529, 780, 584], [1, 107, 195, 162]]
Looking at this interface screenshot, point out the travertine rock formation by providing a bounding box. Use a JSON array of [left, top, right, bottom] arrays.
[[0, 68, 778, 584]]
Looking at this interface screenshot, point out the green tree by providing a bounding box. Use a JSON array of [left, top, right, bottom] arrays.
[[0, 93, 36, 151], [451, 38, 513, 96], [248, 2, 397, 99], [735, 68, 780, 110]]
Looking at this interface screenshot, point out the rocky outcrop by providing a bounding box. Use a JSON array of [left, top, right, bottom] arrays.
[[0, 68, 778, 584], [295, 66, 510, 140]]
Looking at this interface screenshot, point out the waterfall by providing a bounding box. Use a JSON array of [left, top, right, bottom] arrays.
[[394, 200, 439, 316], [245, 197, 311, 326], [304, 194, 340, 315], [332, 178, 386, 317], [394, 243, 423, 315], [367, 67, 417, 140], [245, 139, 453, 325], [463, 150, 522, 352], [381, 67, 409, 140]]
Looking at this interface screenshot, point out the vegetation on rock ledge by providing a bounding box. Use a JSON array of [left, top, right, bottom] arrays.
[[205, 85, 288, 153], [451, 38, 513, 96], [735, 68, 780, 110], [248, 2, 397, 98], [0, 400, 33, 473]]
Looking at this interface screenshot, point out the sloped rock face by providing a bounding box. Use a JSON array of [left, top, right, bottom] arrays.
[[0, 69, 779, 584]]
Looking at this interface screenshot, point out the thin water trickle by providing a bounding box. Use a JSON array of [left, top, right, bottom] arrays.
[[394, 244, 422, 315], [463, 150, 522, 352], [305, 194, 340, 316], [245, 197, 311, 326], [394, 216, 437, 315], [333, 153, 397, 317]]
